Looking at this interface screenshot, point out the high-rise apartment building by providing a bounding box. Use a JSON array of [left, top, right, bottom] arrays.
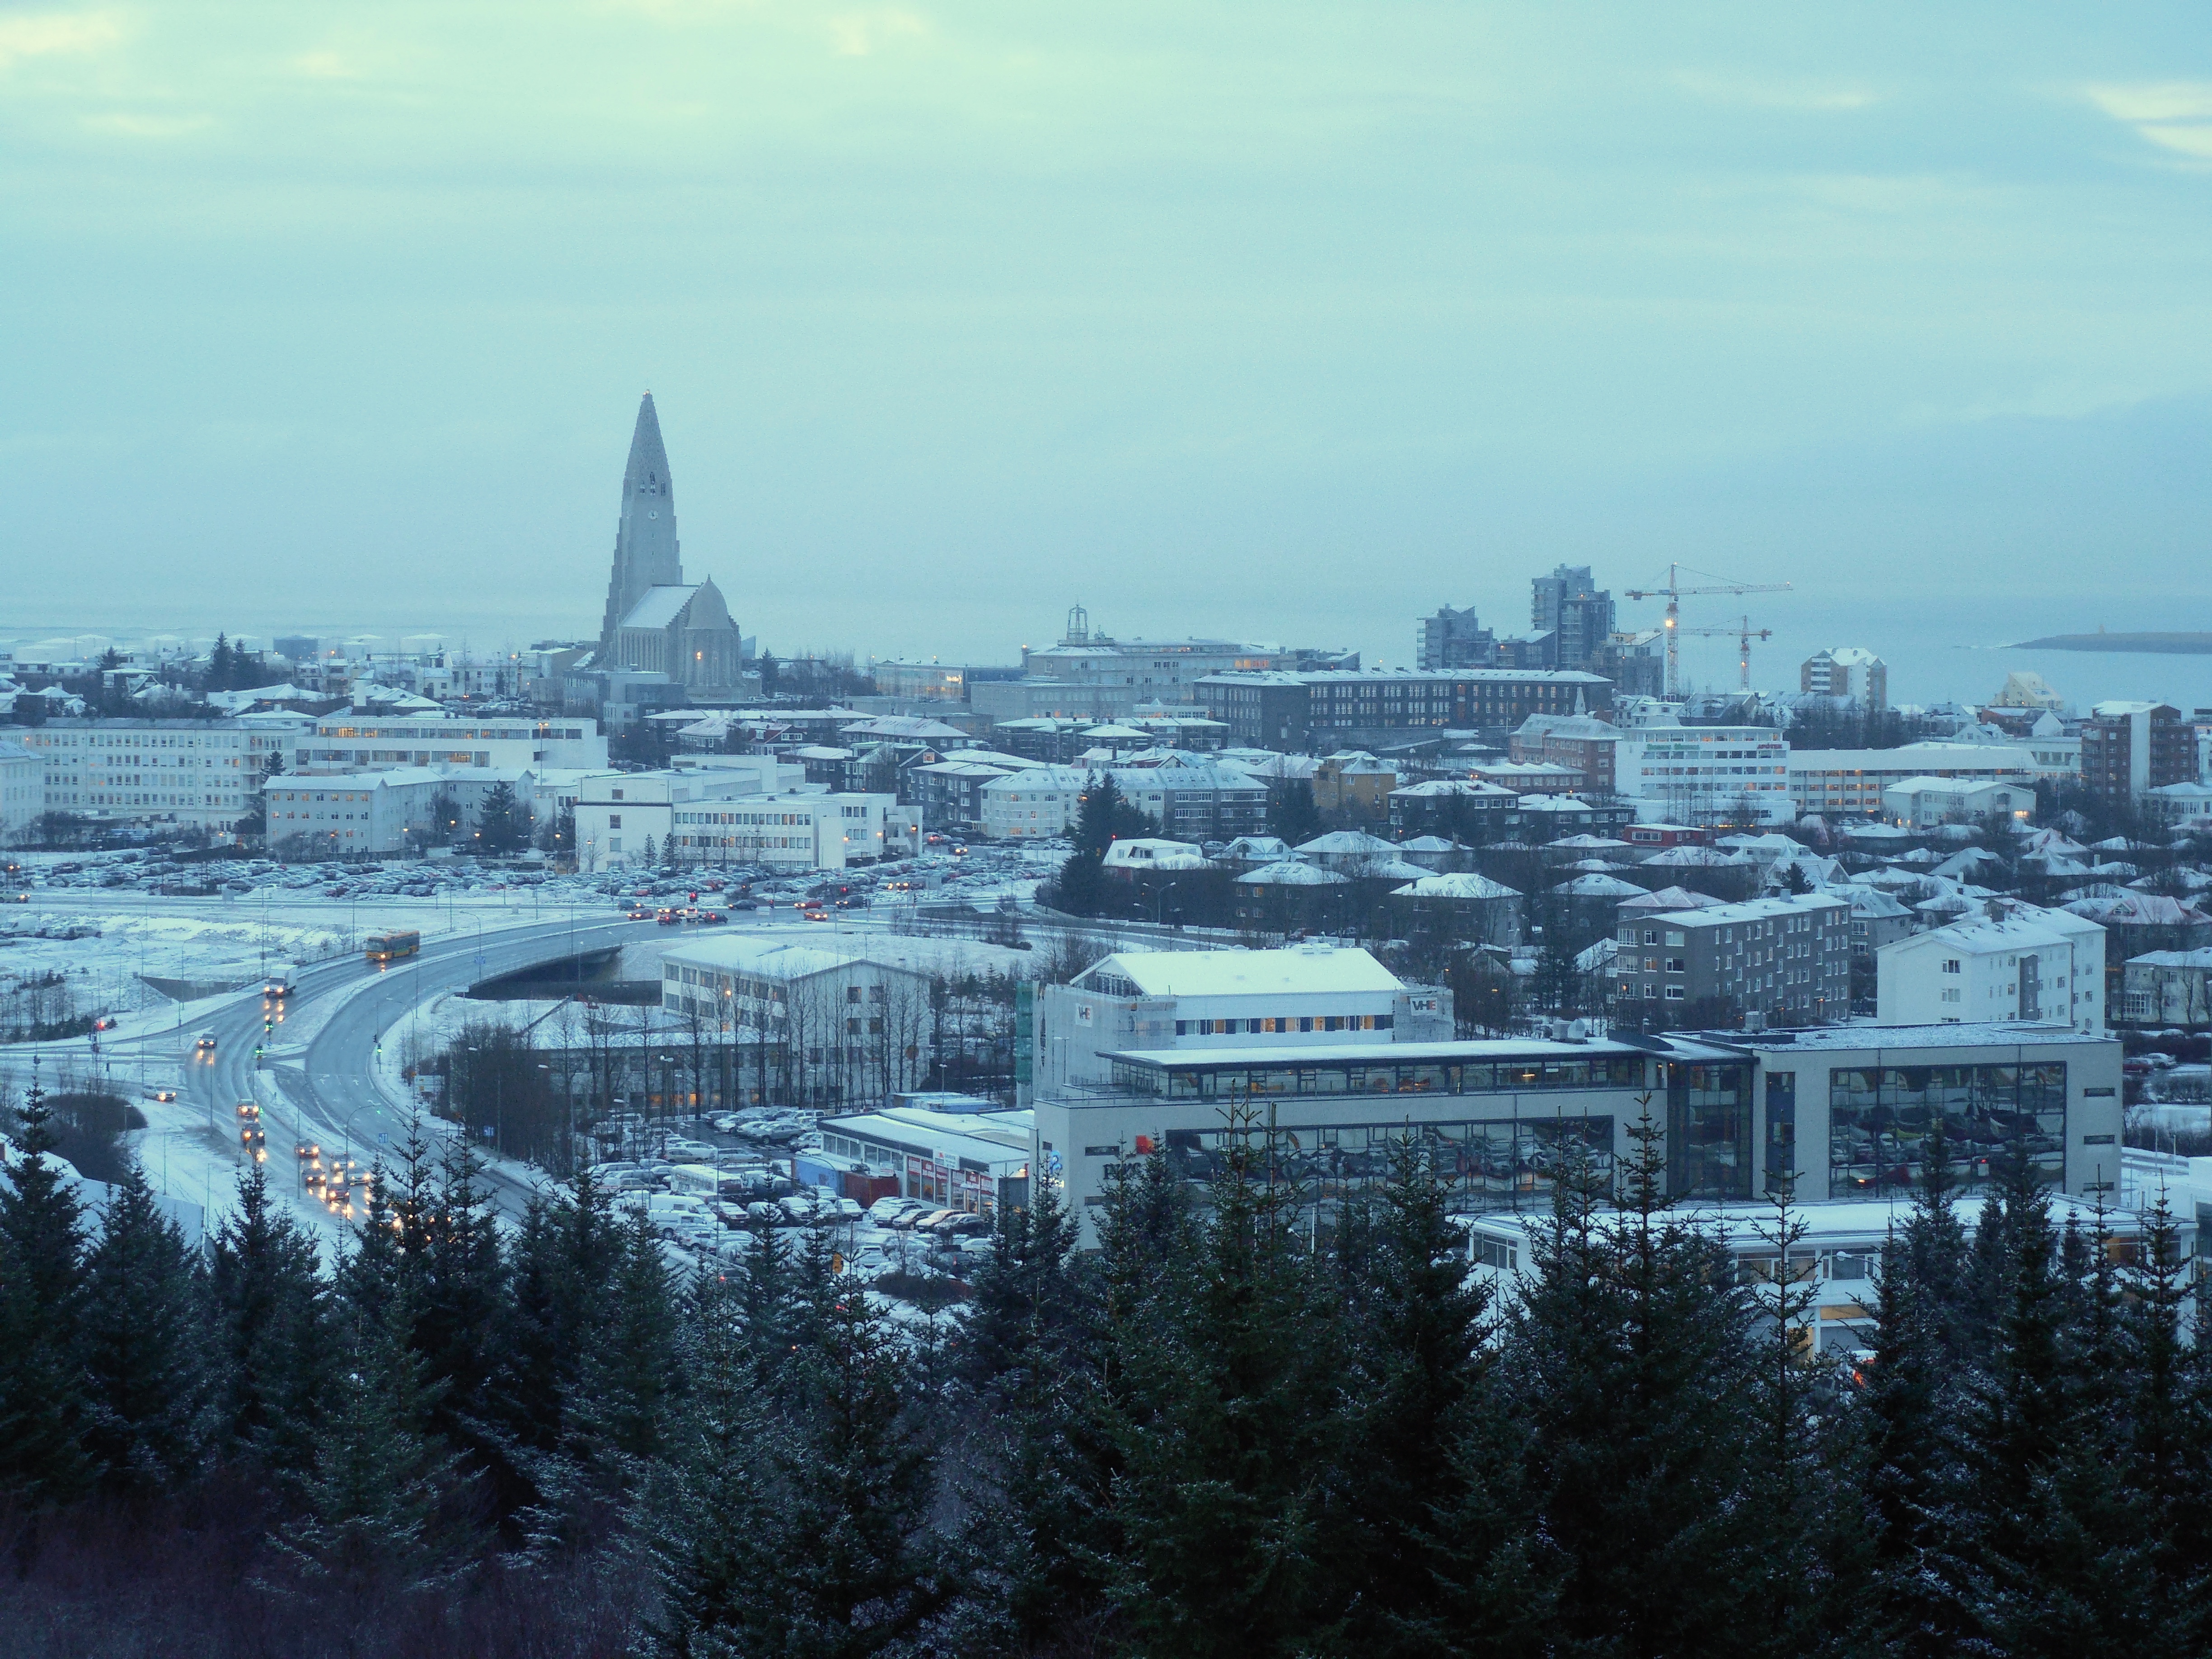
[[2080, 701, 2192, 806], [1530, 564, 1616, 670], [1800, 647, 1889, 708], [1416, 605, 1496, 670]]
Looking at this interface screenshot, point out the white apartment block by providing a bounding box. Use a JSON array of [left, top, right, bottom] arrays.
[[1616, 725, 1791, 826], [659, 936, 939, 1108], [19, 715, 311, 833], [575, 767, 907, 871], [1789, 744, 2036, 818], [265, 768, 448, 856], [0, 740, 45, 836], [296, 713, 607, 775], [1877, 906, 2105, 1032], [1881, 776, 2036, 829]]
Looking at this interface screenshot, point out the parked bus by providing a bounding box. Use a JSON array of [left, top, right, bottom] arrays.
[[364, 929, 421, 965]]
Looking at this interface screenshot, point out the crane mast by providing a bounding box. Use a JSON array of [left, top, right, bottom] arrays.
[[1622, 562, 1792, 697]]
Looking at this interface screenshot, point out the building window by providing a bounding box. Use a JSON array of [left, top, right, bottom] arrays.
[[1829, 1063, 2067, 1200]]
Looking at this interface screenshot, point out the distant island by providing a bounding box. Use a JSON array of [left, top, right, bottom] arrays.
[[2011, 630, 2212, 654]]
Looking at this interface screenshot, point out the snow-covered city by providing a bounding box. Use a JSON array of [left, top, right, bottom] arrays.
[[8, 8, 2212, 1655]]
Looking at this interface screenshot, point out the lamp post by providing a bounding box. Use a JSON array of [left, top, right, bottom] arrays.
[[1154, 880, 1182, 931]]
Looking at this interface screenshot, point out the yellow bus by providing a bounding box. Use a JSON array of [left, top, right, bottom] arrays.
[[364, 929, 422, 965]]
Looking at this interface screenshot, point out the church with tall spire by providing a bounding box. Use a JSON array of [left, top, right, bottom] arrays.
[[596, 393, 745, 694]]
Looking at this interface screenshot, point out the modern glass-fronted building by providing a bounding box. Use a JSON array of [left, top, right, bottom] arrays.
[[1032, 1008, 2121, 1246]]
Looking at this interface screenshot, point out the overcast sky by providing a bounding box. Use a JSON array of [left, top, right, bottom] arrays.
[[3, 2, 2208, 700]]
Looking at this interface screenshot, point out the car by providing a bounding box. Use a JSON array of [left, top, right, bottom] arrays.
[[868, 1195, 921, 1224], [656, 907, 682, 925], [149, 1088, 178, 1104], [801, 908, 831, 923], [626, 905, 653, 920], [195, 1032, 218, 1053], [662, 1137, 718, 1161], [698, 909, 727, 924]]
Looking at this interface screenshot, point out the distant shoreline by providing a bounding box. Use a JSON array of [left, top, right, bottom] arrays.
[[2010, 632, 2212, 655]]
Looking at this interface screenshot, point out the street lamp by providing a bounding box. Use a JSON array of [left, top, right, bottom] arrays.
[[1154, 881, 1182, 930]]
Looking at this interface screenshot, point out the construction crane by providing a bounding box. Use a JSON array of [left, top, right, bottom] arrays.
[[1623, 563, 1793, 697], [1678, 616, 1774, 692]]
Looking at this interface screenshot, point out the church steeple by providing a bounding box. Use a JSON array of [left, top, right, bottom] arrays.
[[600, 392, 685, 652]]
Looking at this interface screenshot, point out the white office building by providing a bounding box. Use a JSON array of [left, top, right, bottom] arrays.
[[264, 767, 450, 856], [658, 935, 938, 1107], [1616, 724, 1791, 826], [1877, 904, 2105, 1032], [575, 765, 907, 871], [1789, 744, 2038, 818], [296, 713, 607, 775], [1880, 775, 2037, 829], [0, 740, 45, 836], [18, 714, 311, 833]]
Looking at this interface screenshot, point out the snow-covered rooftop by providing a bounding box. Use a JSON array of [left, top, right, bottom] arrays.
[[1076, 945, 1402, 998]]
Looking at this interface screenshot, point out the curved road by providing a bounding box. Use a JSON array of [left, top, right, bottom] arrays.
[[74, 911, 676, 1218]]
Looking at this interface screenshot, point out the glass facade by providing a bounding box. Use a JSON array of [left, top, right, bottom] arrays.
[[1153, 1113, 1615, 1213], [1764, 1072, 1796, 1196], [1110, 1052, 1649, 1101], [1828, 1063, 2067, 1199], [1666, 1061, 1753, 1201]]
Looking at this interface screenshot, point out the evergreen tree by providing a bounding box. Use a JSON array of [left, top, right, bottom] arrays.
[[0, 1076, 95, 1505], [1105, 1109, 1344, 1659], [478, 780, 527, 854], [640, 1267, 770, 1659], [1050, 772, 1155, 917], [414, 1137, 511, 1474], [503, 1171, 624, 1456], [1265, 779, 1322, 846], [650, 1271, 950, 1657], [735, 1221, 801, 1391], [1864, 1115, 1979, 1649], [1739, 1181, 1868, 1659], [1506, 1106, 1762, 1658], [209, 1160, 329, 1470], [2117, 1188, 2212, 1654], [81, 1162, 217, 1494], [1313, 1140, 1516, 1659], [269, 1291, 462, 1611], [951, 1190, 1114, 1654], [209, 633, 234, 692], [571, 1211, 678, 1469]]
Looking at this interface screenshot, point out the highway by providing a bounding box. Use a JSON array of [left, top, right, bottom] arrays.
[[81, 910, 673, 1220]]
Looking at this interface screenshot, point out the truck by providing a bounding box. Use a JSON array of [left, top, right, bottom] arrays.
[[262, 962, 297, 1000], [364, 929, 421, 965], [665, 1162, 722, 1199]]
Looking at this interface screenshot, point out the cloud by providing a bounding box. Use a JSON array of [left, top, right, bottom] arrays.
[[1674, 70, 1880, 113], [2086, 81, 2212, 161], [0, 10, 123, 67], [827, 8, 926, 58], [291, 49, 358, 80], [83, 112, 213, 138]]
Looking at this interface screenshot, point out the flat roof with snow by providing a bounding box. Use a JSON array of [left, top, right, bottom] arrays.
[[1075, 946, 1403, 998]]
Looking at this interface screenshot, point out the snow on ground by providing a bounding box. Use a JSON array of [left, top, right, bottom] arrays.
[[115, 1092, 357, 1259]]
